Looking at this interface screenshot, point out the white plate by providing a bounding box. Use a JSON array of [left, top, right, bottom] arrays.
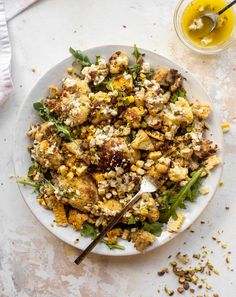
[[14, 45, 223, 256]]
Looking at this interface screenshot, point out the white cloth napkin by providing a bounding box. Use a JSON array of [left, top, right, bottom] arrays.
[[0, 0, 38, 106]]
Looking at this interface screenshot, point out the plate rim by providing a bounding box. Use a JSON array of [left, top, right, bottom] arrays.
[[13, 44, 224, 256]]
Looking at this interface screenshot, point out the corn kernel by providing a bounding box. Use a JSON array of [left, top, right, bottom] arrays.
[[87, 135, 92, 141], [93, 173, 104, 182], [140, 208, 148, 216], [148, 151, 162, 160], [156, 163, 168, 174], [131, 165, 137, 172], [67, 67, 73, 74], [221, 122, 230, 133], [38, 198, 46, 207], [67, 171, 74, 180], [137, 168, 145, 175], [136, 160, 144, 168], [140, 73, 146, 79], [98, 188, 106, 195], [58, 165, 68, 175], [75, 165, 87, 177], [128, 95, 135, 103]]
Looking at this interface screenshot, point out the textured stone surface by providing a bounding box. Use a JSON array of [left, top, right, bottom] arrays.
[[0, 0, 235, 296]]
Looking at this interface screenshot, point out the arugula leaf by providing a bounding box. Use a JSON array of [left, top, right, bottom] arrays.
[[106, 80, 114, 91], [33, 101, 52, 121], [80, 223, 125, 250], [69, 47, 91, 67], [107, 243, 125, 250], [132, 44, 142, 61], [128, 63, 141, 73], [28, 163, 37, 177], [145, 69, 154, 80], [170, 89, 187, 103], [95, 55, 101, 64], [186, 177, 202, 202], [16, 179, 40, 190], [33, 101, 73, 141], [80, 223, 98, 239], [55, 124, 73, 141], [128, 215, 136, 225], [160, 168, 204, 223], [142, 221, 163, 236]]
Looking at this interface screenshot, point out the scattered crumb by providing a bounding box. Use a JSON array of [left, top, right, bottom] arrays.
[[32, 68, 36, 72], [225, 206, 230, 210], [164, 286, 174, 296], [122, 25, 127, 28], [221, 122, 230, 133], [73, 238, 80, 244], [176, 252, 189, 264], [219, 180, 224, 187]]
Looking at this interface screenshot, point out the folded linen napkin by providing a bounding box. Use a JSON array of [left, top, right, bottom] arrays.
[[0, 0, 38, 106]]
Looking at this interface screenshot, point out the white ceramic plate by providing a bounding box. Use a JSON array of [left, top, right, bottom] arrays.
[[14, 45, 223, 256]]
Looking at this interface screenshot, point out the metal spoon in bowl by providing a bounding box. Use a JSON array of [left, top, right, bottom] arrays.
[[74, 175, 158, 265], [200, 0, 236, 33]]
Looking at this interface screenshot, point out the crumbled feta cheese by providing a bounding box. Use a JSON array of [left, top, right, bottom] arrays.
[[189, 18, 204, 31], [200, 186, 209, 195], [201, 37, 212, 45], [123, 72, 132, 81], [63, 77, 77, 89], [169, 165, 188, 182], [101, 107, 118, 116], [158, 157, 171, 166], [141, 62, 151, 73], [90, 125, 115, 147], [97, 57, 106, 69]]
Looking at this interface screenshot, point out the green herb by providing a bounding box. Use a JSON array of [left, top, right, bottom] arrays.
[[80, 223, 98, 239], [128, 215, 136, 225], [132, 44, 143, 61], [160, 168, 204, 223], [186, 177, 202, 202], [95, 55, 101, 64], [69, 47, 91, 67], [28, 163, 37, 177], [55, 124, 73, 141], [142, 221, 163, 236], [106, 80, 114, 91], [128, 63, 141, 73], [33, 101, 51, 121], [170, 89, 186, 103], [145, 69, 154, 80], [131, 130, 136, 141], [81, 223, 125, 250], [107, 243, 125, 250], [33, 101, 73, 141], [124, 98, 130, 106], [16, 179, 40, 190]]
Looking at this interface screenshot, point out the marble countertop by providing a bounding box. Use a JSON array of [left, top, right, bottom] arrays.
[[0, 0, 236, 296]]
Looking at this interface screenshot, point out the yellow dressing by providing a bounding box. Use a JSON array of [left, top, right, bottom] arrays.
[[181, 0, 236, 47]]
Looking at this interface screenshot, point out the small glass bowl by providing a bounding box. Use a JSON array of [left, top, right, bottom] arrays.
[[174, 0, 236, 54]]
